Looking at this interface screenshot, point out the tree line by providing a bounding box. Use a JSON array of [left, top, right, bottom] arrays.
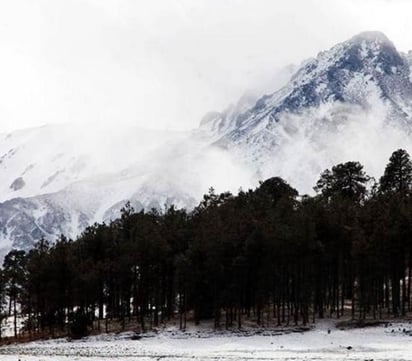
[[1, 149, 412, 339]]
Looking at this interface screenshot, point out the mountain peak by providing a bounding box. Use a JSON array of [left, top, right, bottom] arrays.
[[203, 30, 412, 146], [350, 31, 393, 46]]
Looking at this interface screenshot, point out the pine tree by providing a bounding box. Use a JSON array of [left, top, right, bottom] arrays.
[[3, 250, 27, 338], [315, 161, 370, 202], [379, 149, 412, 196]]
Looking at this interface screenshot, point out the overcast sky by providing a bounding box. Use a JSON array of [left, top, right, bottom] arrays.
[[0, 0, 411, 133]]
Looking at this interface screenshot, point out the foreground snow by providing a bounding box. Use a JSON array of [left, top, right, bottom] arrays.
[[1, 320, 412, 360]]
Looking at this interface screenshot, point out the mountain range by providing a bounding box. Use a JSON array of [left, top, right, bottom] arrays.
[[1, 31, 412, 257]]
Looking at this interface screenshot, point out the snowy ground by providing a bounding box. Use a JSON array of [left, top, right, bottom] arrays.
[[0, 320, 412, 360]]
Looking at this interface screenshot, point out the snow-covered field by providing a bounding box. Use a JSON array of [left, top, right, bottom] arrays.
[[1, 320, 412, 360]]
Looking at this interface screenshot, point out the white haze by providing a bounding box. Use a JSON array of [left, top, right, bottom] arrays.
[[1, 0, 412, 133], [0, 64, 297, 204], [0, 122, 257, 206], [2, 48, 412, 205], [255, 92, 412, 194], [1, 0, 412, 208]]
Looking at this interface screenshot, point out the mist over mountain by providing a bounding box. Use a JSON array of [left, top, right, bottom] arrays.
[[0, 124, 254, 257], [1, 31, 412, 256], [202, 31, 412, 192]]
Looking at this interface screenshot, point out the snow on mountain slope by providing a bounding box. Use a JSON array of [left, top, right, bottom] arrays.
[[0, 124, 189, 202], [200, 31, 412, 193], [199, 64, 297, 137], [214, 31, 412, 140], [0, 125, 255, 258], [0, 65, 298, 255], [2, 31, 412, 255]]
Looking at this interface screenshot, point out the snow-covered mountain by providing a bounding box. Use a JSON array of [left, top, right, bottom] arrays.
[[200, 31, 412, 191], [0, 124, 191, 202], [0, 125, 189, 254], [0, 124, 254, 257], [202, 32, 412, 138], [2, 31, 412, 256]]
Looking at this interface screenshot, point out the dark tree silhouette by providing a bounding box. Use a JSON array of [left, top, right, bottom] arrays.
[[1, 151, 412, 339]]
